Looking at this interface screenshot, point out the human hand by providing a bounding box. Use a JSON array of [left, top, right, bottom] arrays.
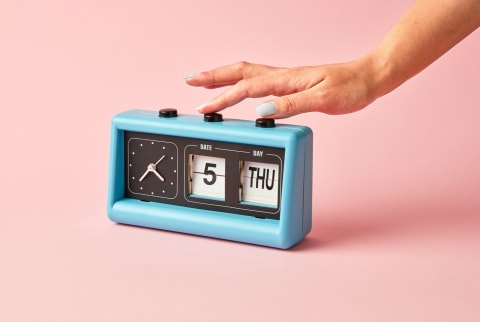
[[184, 58, 382, 119]]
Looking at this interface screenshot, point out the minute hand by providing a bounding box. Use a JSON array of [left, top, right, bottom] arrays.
[[155, 155, 166, 165], [138, 168, 151, 182]]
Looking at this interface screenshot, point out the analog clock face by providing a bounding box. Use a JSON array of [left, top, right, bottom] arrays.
[[127, 137, 178, 199]]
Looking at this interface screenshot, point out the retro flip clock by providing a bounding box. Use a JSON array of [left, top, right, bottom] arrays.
[[107, 109, 313, 249]]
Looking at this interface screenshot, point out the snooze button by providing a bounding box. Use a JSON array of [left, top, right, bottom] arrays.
[[159, 108, 178, 118], [204, 113, 223, 122], [256, 118, 275, 128]]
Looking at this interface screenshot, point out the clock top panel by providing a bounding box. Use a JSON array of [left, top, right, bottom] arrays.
[[114, 109, 313, 149]]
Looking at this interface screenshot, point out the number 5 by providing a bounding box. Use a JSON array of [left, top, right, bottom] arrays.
[[203, 163, 217, 185]]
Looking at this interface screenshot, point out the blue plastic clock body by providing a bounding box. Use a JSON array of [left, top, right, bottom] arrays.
[[107, 109, 313, 249]]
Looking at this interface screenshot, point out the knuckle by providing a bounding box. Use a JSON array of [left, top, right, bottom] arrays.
[[281, 96, 297, 115], [237, 78, 252, 98], [233, 61, 252, 76], [234, 60, 250, 69]]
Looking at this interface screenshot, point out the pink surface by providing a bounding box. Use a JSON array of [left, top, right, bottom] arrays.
[[2, 0, 480, 321]]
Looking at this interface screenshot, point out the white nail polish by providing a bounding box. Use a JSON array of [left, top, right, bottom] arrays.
[[256, 102, 277, 116], [183, 73, 199, 79], [196, 103, 208, 112]]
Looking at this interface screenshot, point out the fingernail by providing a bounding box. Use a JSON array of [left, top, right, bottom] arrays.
[[183, 73, 198, 79], [196, 103, 208, 112], [256, 102, 277, 116]]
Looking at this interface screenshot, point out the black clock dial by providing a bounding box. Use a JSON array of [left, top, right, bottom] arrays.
[[127, 137, 178, 199]]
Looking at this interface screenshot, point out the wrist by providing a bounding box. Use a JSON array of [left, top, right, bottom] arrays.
[[357, 52, 400, 102]]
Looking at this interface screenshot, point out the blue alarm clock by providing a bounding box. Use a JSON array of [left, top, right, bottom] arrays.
[[107, 109, 313, 249]]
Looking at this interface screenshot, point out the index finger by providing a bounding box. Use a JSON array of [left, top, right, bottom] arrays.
[[184, 61, 281, 88]]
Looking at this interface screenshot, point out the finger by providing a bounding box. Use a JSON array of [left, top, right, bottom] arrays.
[[256, 89, 324, 119], [184, 61, 280, 88], [196, 71, 302, 114]]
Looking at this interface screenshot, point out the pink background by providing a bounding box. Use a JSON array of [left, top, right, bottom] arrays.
[[2, 0, 480, 321]]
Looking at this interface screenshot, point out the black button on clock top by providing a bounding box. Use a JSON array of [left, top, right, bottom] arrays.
[[255, 118, 275, 128], [159, 108, 178, 118], [203, 113, 223, 122]]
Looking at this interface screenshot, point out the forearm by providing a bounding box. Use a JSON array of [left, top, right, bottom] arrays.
[[368, 0, 480, 98]]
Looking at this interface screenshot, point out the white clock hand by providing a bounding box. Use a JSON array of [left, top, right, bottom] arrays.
[[139, 163, 165, 182], [139, 168, 150, 182], [151, 168, 165, 182], [155, 155, 165, 165]]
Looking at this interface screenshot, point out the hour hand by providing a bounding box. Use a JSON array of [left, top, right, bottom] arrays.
[[151, 168, 165, 181]]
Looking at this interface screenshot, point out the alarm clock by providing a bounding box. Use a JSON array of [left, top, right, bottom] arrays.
[[107, 109, 313, 249]]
